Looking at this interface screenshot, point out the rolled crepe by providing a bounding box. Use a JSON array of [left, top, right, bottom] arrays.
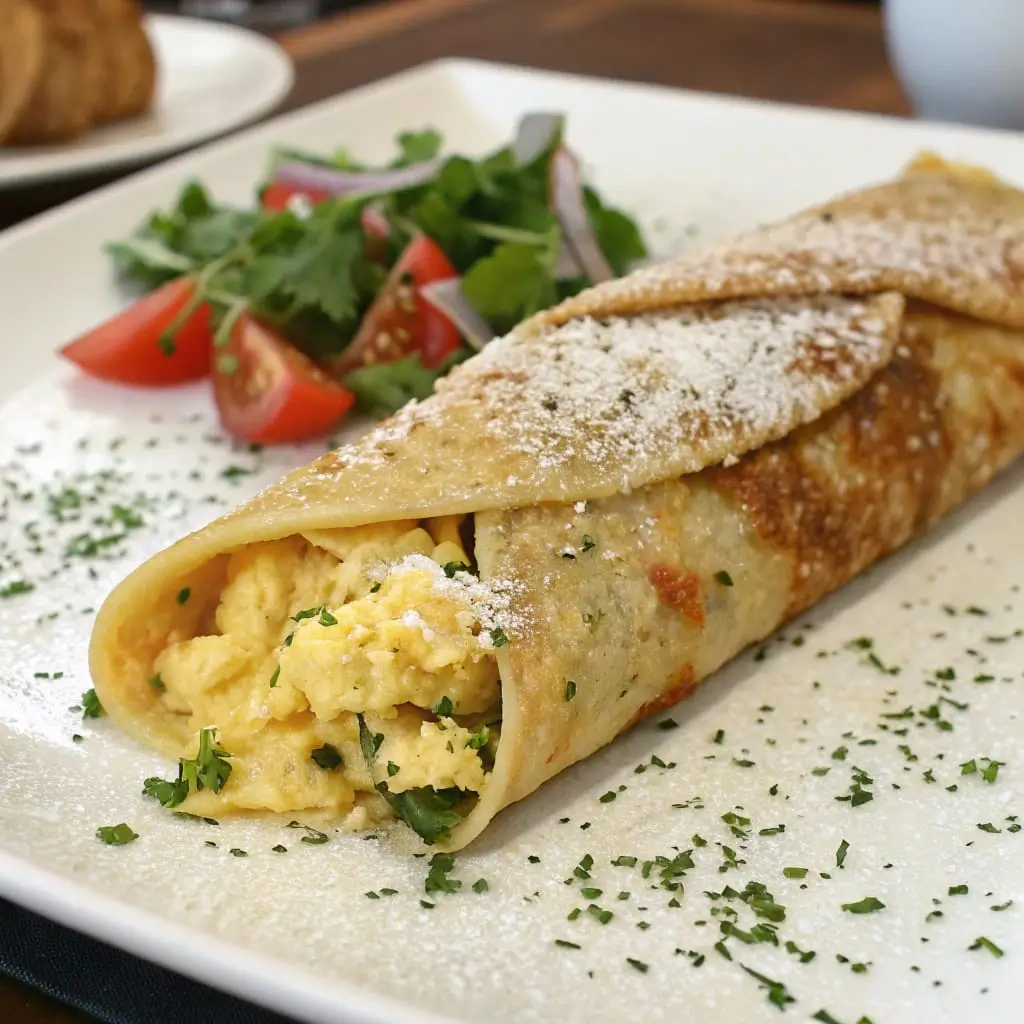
[[90, 155, 1024, 850]]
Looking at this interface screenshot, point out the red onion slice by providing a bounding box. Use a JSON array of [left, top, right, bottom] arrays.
[[420, 279, 496, 352], [512, 112, 564, 165], [549, 146, 614, 284], [273, 158, 443, 198]]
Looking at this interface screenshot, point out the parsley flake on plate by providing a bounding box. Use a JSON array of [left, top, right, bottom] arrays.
[[96, 823, 138, 846]]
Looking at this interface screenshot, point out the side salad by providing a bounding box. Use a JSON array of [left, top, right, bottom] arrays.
[[61, 114, 647, 444]]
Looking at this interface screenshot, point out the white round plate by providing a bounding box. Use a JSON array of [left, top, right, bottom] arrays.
[[0, 14, 294, 189]]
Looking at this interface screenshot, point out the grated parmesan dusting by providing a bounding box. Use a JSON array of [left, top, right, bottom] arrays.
[[386, 553, 524, 641], [458, 295, 892, 480], [547, 172, 1024, 329]]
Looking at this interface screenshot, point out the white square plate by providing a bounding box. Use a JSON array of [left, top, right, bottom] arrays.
[[3, 59, 1024, 1024]]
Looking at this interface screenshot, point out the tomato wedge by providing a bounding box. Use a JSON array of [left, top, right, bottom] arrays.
[[212, 315, 355, 444], [329, 235, 461, 376], [61, 277, 213, 387], [259, 181, 333, 211]]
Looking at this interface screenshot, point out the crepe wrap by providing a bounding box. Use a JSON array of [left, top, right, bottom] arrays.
[[91, 156, 1024, 850]]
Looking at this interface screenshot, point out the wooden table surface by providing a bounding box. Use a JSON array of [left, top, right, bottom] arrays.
[[0, 0, 906, 1020]]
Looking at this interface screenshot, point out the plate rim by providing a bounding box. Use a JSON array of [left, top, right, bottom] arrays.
[[4, 54, 1024, 1023], [0, 14, 295, 190]]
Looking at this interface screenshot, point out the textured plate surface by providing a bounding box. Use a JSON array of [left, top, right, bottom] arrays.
[[2, 59, 1024, 1024], [0, 15, 293, 188]]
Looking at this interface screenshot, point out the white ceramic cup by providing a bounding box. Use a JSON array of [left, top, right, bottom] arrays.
[[885, 0, 1024, 130]]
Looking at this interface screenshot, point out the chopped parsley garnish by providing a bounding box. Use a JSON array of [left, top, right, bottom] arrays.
[[948, 884, 968, 896], [272, 844, 287, 853], [310, 743, 343, 771], [425, 853, 462, 894], [472, 878, 489, 893], [387, 761, 401, 777], [176, 587, 191, 605], [292, 606, 322, 621], [580, 535, 597, 552], [269, 667, 280, 688], [96, 823, 138, 845], [148, 674, 165, 693], [969, 936, 1005, 957], [836, 839, 850, 869], [625, 958, 649, 973], [489, 627, 509, 648], [783, 867, 808, 879], [433, 696, 454, 717], [286, 821, 329, 845], [442, 561, 470, 578], [741, 964, 795, 1009], [554, 939, 580, 949], [565, 680, 577, 702], [715, 570, 734, 586], [80, 688, 104, 719], [842, 896, 885, 914], [961, 757, 1003, 783], [0, 580, 34, 598], [142, 726, 232, 808], [229, 848, 248, 858], [318, 607, 338, 627], [658, 718, 679, 731]]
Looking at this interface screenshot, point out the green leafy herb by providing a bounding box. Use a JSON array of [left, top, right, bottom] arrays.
[[0, 580, 35, 598], [434, 696, 454, 717], [842, 897, 885, 914], [286, 821, 329, 845], [715, 570, 734, 586], [565, 680, 577, 702], [425, 852, 462, 894], [489, 627, 509, 648], [81, 688, 104, 720], [344, 353, 466, 417], [148, 674, 165, 693], [783, 867, 808, 879], [96, 823, 138, 846], [625, 958, 649, 974], [580, 535, 596, 552], [472, 877, 489, 893], [176, 587, 191, 605], [836, 839, 850, 869], [969, 936, 1005, 957], [311, 743, 343, 771], [442, 561, 470, 578], [142, 726, 232, 808], [741, 964, 795, 1010], [554, 939, 580, 949], [356, 714, 463, 844], [948, 884, 968, 896], [269, 666, 280, 688]]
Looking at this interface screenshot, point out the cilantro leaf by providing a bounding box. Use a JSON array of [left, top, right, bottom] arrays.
[[583, 187, 647, 276], [392, 129, 443, 167], [344, 352, 466, 417], [461, 243, 559, 335]]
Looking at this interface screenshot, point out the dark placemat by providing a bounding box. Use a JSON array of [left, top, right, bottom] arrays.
[[0, 898, 302, 1024]]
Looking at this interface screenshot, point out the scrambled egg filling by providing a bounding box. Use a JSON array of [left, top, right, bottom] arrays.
[[150, 517, 500, 825]]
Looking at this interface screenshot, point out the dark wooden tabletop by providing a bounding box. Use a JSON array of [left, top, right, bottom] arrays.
[[0, 0, 905, 1020]]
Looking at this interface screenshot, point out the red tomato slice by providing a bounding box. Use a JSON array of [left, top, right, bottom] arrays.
[[60, 277, 213, 387], [259, 181, 333, 211], [212, 316, 355, 444], [329, 235, 460, 376]]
